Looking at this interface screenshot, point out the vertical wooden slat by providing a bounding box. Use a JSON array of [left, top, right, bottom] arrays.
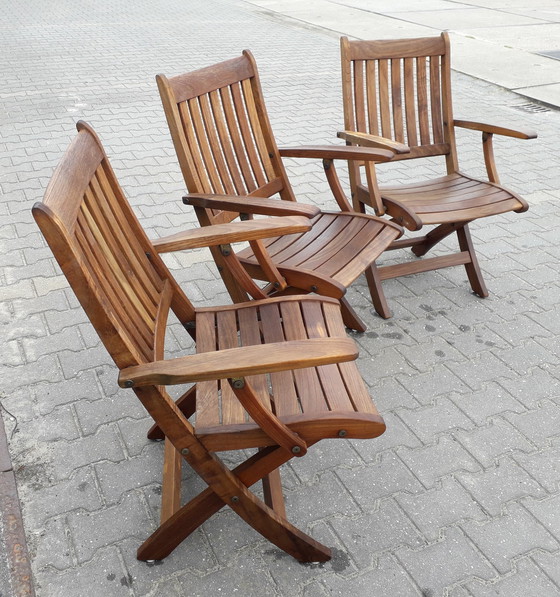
[[378, 59, 392, 139], [391, 59, 404, 143], [237, 305, 271, 409], [194, 312, 220, 427], [429, 55, 444, 144], [241, 79, 275, 182], [416, 56, 430, 145], [279, 302, 328, 413], [188, 98, 224, 194], [178, 102, 213, 193], [353, 60, 367, 131], [365, 60, 379, 135], [259, 302, 299, 416], [403, 57, 418, 147], [300, 302, 352, 411], [199, 93, 235, 194], [231, 82, 266, 188], [217, 310, 246, 424], [209, 89, 246, 194], [220, 85, 255, 193]]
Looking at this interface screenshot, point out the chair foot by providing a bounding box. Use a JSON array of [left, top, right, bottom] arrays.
[[457, 224, 489, 298], [340, 297, 367, 332], [365, 265, 392, 319]]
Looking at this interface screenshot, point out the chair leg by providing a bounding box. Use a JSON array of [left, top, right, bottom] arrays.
[[262, 465, 287, 518], [138, 443, 330, 563], [148, 385, 197, 440], [411, 222, 461, 257], [339, 296, 367, 332], [365, 264, 392, 319], [457, 224, 489, 298]]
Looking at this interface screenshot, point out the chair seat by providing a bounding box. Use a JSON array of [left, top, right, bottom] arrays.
[[194, 295, 385, 452], [237, 212, 401, 296], [380, 172, 527, 227]]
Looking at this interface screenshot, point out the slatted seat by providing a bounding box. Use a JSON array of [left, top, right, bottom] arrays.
[[32, 122, 386, 564], [156, 51, 403, 332], [340, 33, 536, 317]]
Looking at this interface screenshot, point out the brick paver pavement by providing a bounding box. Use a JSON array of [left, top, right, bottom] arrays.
[[1, 0, 559, 595]]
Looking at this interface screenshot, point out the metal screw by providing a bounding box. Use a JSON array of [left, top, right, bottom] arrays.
[[338, 430, 347, 437], [292, 446, 301, 454], [231, 496, 240, 503], [231, 378, 246, 390], [181, 448, 190, 456], [124, 380, 134, 388], [310, 285, 318, 292]]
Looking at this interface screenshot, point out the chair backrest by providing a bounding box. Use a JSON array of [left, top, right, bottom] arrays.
[[32, 122, 196, 370], [157, 51, 297, 226], [341, 32, 458, 170]]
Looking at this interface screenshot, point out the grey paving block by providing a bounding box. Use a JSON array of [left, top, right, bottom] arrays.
[[28, 516, 74, 571], [467, 557, 560, 597], [330, 499, 425, 569], [35, 546, 131, 597], [531, 550, 560, 587], [396, 477, 487, 542], [462, 502, 559, 573], [320, 553, 422, 597], [454, 417, 536, 468], [396, 527, 496, 595], [504, 400, 560, 448], [514, 446, 560, 493], [523, 493, 560, 537], [399, 436, 481, 488], [449, 382, 525, 425], [500, 366, 560, 409], [457, 456, 547, 516], [397, 363, 471, 405], [67, 491, 154, 564], [446, 351, 518, 390], [336, 452, 424, 507]]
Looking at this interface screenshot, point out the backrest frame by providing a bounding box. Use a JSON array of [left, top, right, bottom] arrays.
[[341, 32, 459, 173]]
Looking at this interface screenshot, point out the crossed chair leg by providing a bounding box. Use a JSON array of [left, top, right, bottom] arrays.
[[143, 386, 331, 563]]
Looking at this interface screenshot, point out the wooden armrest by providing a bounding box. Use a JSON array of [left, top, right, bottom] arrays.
[[279, 145, 394, 162], [119, 337, 358, 388], [184, 194, 320, 218], [454, 120, 537, 139], [337, 131, 410, 155], [152, 216, 311, 253]]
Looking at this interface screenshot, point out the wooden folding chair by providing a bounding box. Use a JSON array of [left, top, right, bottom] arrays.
[[340, 33, 537, 317], [156, 51, 403, 332], [32, 122, 387, 563]]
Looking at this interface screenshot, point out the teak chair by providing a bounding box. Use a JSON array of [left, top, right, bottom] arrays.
[[32, 122, 387, 563], [156, 51, 403, 331], [340, 33, 536, 317]]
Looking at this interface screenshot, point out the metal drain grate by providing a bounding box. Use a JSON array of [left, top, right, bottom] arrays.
[[513, 102, 551, 113]]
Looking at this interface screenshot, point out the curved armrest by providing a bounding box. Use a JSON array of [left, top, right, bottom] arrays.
[[184, 193, 320, 218], [152, 216, 311, 253], [119, 337, 358, 387], [454, 120, 537, 139], [337, 131, 411, 155], [279, 144, 394, 162]]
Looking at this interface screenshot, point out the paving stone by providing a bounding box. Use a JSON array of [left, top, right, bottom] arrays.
[[397, 363, 471, 405], [454, 417, 535, 468], [36, 546, 132, 597], [330, 499, 425, 569], [28, 516, 74, 572], [499, 366, 560, 409], [321, 553, 422, 597], [336, 452, 424, 507], [514, 446, 560, 493], [457, 456, 547, 516], [398, 398, 475, 443], [397, 477, 487, 542], [530, 550, 560, 587], [449, 382, 525, 425], [67, 491, 154, 564], [523, 493, 560, 537], [504, 400, 560, 448], [466, 557, 560, 597], [399, 436, 481, 488], [462, 502, 559, 573], [74, 393, 147, 437], [396, 527, 496, 595]]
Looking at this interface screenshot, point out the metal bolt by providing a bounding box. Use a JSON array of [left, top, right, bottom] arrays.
[[181, 448, 190, 456], [231, 378, 246, 390], [124, 380, 134, 388], [338, 430, 347, 437], [310, 285, 318, 292], [292, 446, 301, 454], [231, 496, 240, 503]]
